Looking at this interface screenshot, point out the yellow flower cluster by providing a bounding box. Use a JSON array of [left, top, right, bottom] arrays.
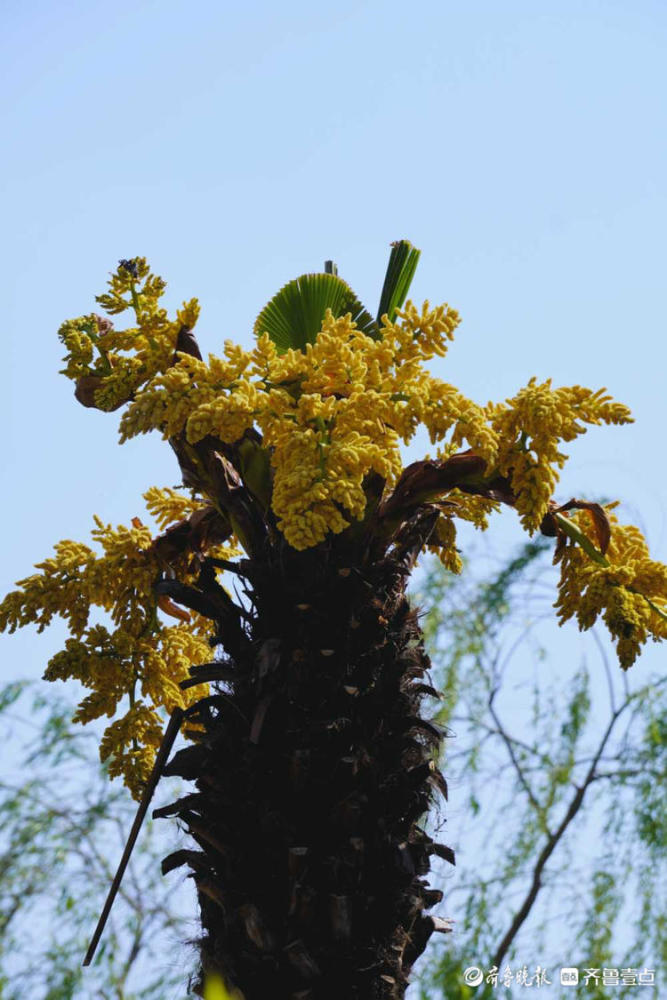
[[427, 515, 463, 574], [48, 259, 667, 675], [489, 380, 632, 533], [144, 485, 207, 531], [118, 303, 499, 548], [0, 495, 235, 797], [554, 509, 667, 668], [93, 271, 633, 551], [99, 703, 164, 792], [58, 257, 201, 413], [384, 300, 461, 359], [118, 346, 252, 444]]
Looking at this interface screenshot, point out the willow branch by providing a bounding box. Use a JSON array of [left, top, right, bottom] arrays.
[[488, 691, 547, 830], [491, 692, 638, 969]]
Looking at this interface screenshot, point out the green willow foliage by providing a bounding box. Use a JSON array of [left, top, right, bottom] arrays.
[[416, 540, 666, 1000], [0, 683, 191, 999]]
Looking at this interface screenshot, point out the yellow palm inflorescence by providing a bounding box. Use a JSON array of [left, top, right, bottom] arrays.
[[0, 490, 239, 797], [490, 379, 632, 533], [2, 257, 665, 794], [555, 509, 667, 669]]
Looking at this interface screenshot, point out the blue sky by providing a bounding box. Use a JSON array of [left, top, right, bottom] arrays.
[[2, 0, 665, 686]]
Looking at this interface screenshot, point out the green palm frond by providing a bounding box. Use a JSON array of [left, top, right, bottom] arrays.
[[254, 272, 378, 353], [377, 239, 421, 325]]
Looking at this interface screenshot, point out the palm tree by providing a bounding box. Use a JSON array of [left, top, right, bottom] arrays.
[[141, 244, 459, 999], [2, 244, 665, 999]]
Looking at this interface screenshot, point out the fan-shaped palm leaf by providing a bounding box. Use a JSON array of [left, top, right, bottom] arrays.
[[254, 272, 378, 353]]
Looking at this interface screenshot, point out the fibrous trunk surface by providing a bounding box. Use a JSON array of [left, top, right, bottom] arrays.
[[159, 520, 452, 1000]]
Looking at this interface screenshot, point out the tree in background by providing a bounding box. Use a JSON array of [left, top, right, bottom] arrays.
[[1, 244, 666, 999], [0, 681, 188, 999], [417, 540, 666, 999]]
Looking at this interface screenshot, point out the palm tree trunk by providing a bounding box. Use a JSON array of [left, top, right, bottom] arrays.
[[157, 503, 453, 999]]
